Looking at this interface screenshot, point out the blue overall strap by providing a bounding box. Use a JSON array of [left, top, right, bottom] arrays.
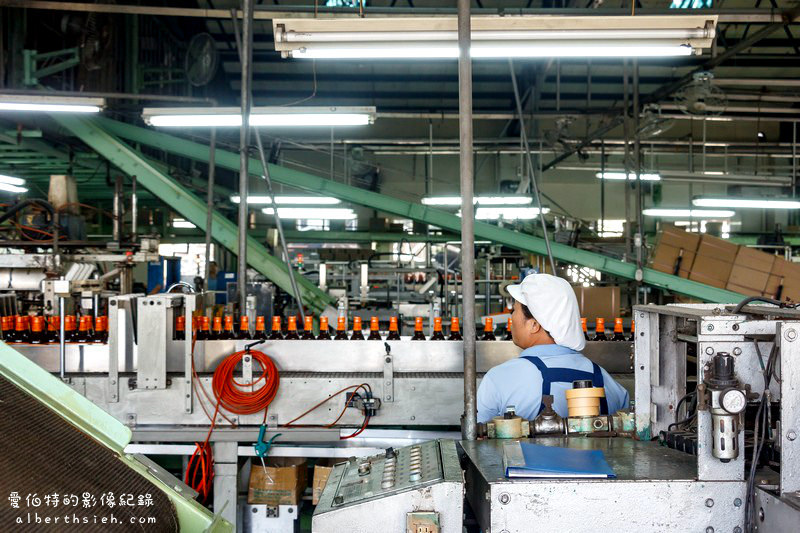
[[521, 356, 609, 415]]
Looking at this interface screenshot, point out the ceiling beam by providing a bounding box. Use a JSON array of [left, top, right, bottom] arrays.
[[92, 115, 746, 303]]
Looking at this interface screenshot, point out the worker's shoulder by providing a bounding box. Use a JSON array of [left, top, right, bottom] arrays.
[[484, 357, 540, 381]]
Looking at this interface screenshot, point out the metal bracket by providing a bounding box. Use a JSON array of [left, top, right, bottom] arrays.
[[383, 342, 394, 403], [23, 48, 80, 86], [183, 294, 196, 413]]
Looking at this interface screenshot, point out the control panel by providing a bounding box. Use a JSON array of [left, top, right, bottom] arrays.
[[331, 440, 443, 506]]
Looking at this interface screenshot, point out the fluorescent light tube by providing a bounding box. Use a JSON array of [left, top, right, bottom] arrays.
[[468, 207, 549, 220], [143, 106, 376, 128], [596, 172, 661, 181], [274, 16, 716, 59], [0, 174, 26, 186], [692, 198, 800, 209], [230, 195, 341, 205], [0, 183, 28, 193], [422, 196, 533, 206], [0, 95, 103, 113], [172, 218, 196, 229], [262, 207, 357, 219], [642, 208, 735, 218]]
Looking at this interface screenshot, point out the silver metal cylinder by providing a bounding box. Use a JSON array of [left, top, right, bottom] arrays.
[[458, 0, 477, 441], [237, 0, 255, 315], [710, 389, 740, 462], [0, 269, 47, 291]]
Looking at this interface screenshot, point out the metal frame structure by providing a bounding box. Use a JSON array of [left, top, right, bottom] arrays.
[[61, 115, 748, 304]]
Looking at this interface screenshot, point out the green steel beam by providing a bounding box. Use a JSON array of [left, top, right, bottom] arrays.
[[52, 114, 334, 313], [283, 231, 457, 243], [93, 116, 745, 303]]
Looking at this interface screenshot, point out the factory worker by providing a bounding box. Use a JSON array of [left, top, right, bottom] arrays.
[[477, 273, 629, 423]]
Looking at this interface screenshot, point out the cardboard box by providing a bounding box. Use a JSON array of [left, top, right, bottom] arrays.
[[649, 225, 701, 278], [248, 457, 307, 505], [573, 286, 621, 325], [765, 258, 800, 299], [689, 234, 739, 287], [727, 247, 775, 294], [782, 277, 800, 303], [312, 460, 337, 505]]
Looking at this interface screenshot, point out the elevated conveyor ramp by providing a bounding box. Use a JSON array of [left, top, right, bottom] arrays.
[[0, 341, 231, 532]]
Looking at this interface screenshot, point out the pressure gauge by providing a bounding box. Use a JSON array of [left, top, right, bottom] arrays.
[[721, 388, 747, 414]]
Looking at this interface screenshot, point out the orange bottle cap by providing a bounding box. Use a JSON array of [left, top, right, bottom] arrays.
[[630, 320, 635, 332], [288, 316, 297, 331], [224, 315, 234, 330], [433, 317, 442, 331], [389, 316, 398, 331], [614, 318, 624, 333], [336, 316, 346, 330], [508, 318, 512, 328], [31, 316, 44, 332], [255, 316, 266, 330], [370, 316, 379, 330], [484, 317, 493, 331], [213, 316, 223, 331], [79, 316, 92, 331], [451, 317, 460, 331], [414, 317, 423, 331], [271, 316, 282, 331], [176, 316, 186, 330], [240, 316, 249, 329], [201, 317, 210, 330], [15, 316, 25, 331], [353, 316, 362, 330], [320, 316, 329, 328], [304, 316, 314, 330]]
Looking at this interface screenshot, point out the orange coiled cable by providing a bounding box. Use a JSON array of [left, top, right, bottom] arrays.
[[212, 349, 280, 416]]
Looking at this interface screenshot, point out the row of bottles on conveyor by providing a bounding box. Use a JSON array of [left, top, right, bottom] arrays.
[[178, 313, 476, 341], [581, 317, 635, 342], [1, 314, 108, 344]]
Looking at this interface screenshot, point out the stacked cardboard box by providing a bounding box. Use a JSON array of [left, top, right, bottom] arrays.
[[650, 225, 799, 301], [689, 234, 739, 289], [248, 457, 308, 505], [649, 225, 700, 279]]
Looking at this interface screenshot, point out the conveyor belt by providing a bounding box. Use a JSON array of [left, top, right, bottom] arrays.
[[0, 374, 178, 531]]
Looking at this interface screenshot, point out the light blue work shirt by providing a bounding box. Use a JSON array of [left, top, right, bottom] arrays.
[[477, 344, 630, 423]]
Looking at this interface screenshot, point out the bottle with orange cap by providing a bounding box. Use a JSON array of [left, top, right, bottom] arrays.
[[448, 317, 462, 340], [254, 316, 267, 340], [46, 315, 60, 344], [481, 317, 496, 341], [196, 316, 211, 341], [334, 316, 349, 340], [210, 316, 224, 340], [386, 316, 401, 340], [10, 315, 28, 343], [350, 316, 365, 340], [503, 318, 513, 341], [238, 315, 252, 340], [74, 315, 94, 343], [268, 316, 284, 340], [627, 320, 635, 342], [411, 317, 426, 341], [317, 316, 332, 340], [64, 315, 79, 342], [93, 316, 108, 343], [301, 316, 316, 339], [592, 318, 608, 341], [1, 315, 12, 341], [285, 316, 301, 340], [430, 317, 446, 340], [29, 316, 47, 344], [221, 315, 236, 340], [175, 316, 186, 341], [581, 318, 590, 341], [612, 317, 626, 341], [367, 317, 382, 340]]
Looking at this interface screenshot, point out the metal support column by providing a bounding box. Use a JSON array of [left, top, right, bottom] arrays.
[[212, 441, 238, 528], [237, 0, 254, 315], [204, 126, 217, 287], [458, 0, 477, 441]]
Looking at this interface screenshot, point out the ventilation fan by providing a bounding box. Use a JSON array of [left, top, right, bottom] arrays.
[[185, 33, 219, 87], [675, 71, 727, 116], [80, 13, 113, 71], [638, 104, 675, 138]]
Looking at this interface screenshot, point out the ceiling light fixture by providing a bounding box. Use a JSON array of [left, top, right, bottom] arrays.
[[692, 198, 800, 209], [273, 15, 716, 59], [422, 196, 533, 206], [142, 106, 376, 127], [596, 172, 662, 181], [643, 208, 735, 218], [172, 218, 197, 229], [262, 207, 357, 219], [230, 195, 341, 205], [0, 174, 28, 193], [0, 94, 103, 113], [463, 207, 549, 220]]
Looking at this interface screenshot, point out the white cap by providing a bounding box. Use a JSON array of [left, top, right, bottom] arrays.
[[506, 273, 585, 352]]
